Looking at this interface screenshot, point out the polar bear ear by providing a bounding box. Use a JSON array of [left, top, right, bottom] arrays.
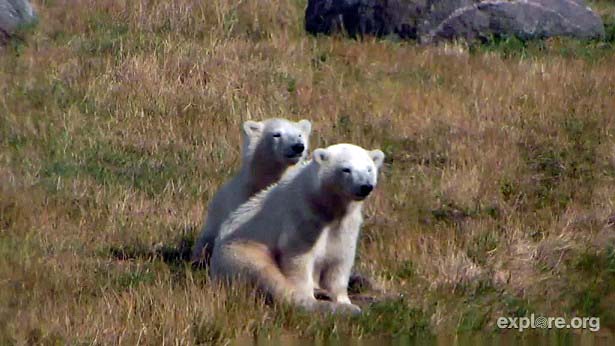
[[313, 148, 329, 164], [369, 149, 385, 169], [298, 119, 312, 135], [243, 120, 263, 138]]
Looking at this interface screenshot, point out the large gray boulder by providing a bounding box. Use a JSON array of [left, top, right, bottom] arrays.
[[305, 0, 605, 42], [0, 0, 36, 43], [424, 0, 606, 42]]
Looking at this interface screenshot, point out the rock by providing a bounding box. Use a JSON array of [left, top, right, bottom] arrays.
[[425, 0, 605, 43], [304, 0, 605, 43], [607, 213, 615, 228], [306, 0, 473, 40], [348, 272, 383, 294], [0, 0, 37, 43]]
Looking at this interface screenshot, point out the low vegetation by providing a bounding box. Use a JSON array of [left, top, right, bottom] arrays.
[[1, 0, 614, 344]]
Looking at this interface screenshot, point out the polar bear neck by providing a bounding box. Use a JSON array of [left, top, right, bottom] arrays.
[[300, 163, 362, 224], [240, 157, 286, 196]]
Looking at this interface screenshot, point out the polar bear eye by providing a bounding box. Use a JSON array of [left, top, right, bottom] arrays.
[[342, 168, 351, 174], [367, 167, 373, 173], [272, 133, 281, 138]]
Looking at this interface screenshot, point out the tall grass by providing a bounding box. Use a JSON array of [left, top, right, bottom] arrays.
[[1, 0, 614, 344]]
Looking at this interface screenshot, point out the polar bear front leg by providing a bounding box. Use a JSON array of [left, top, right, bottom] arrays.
[[279, 253, 317, 305], [320, 260, 354, 304], [319, 260, 361, 315], [322, 272, 361, 315]]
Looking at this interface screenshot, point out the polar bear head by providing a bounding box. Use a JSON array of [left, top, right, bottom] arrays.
[[312, 143, 385, 201], [242, 118, 312, 165]]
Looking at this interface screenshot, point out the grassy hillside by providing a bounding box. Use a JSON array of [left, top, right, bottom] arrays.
[[1, 0, 615, 344]]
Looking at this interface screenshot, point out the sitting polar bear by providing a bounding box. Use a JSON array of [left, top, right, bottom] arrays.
[[211, 143, 385, 314], [191, 118, 312, 264]]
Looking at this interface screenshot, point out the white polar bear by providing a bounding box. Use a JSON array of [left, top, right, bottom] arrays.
[[191, 118, 312, 264], [211, 143, 385, 314]]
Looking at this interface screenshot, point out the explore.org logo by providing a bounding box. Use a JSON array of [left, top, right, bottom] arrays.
[[497, 314, 600, 332]]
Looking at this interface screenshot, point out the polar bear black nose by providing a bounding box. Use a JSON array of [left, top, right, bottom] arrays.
[[291, 143, 305, 154], [358, 184, 373, 197]]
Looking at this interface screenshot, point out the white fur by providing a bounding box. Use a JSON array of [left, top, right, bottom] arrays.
[[211, 144, 385, 314], [191, 118, 312, 264]]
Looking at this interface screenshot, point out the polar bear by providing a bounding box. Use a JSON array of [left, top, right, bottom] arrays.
[[191, 118, 312, 264], [211, 143, 385, 314]]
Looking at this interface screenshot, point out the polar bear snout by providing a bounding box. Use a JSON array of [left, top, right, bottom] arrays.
[[350, 182, 374, 200], [356, 184, 374, 198], [281, 139, 307, 163], [291, 142, 305, 154], [285, 142, 305, 159]]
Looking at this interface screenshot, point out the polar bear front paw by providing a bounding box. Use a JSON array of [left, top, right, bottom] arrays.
[[308, 301, 361, 315], [334, 302, 362, 315]]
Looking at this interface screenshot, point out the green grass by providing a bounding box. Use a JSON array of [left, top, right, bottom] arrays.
[[1, 0, 615, 344]]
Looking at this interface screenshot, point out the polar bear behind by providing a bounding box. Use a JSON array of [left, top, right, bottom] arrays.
[[191, 118, 312, 264], [211, 143, 385, 314]]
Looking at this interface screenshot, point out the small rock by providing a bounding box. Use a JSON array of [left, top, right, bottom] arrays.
[[0, 0, 37, 43], [607, 213, 615, 228], [348, 272, 383, 294]]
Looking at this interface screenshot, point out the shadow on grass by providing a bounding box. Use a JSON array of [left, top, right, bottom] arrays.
[[104, 225, 197, 267]]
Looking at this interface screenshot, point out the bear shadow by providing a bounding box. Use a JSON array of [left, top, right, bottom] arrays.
[[105, 224, 197, 267]]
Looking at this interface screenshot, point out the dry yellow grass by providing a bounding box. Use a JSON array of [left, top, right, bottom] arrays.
[[1, 0, 615, 344]]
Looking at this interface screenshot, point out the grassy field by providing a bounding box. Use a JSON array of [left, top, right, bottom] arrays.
[[1, 0, 615, 344]]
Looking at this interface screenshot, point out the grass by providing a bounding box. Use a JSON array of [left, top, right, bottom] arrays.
[[1, 0, 615, 344]]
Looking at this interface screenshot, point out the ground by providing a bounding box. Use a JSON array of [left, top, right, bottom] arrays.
[[1, 0, 614, 344]]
